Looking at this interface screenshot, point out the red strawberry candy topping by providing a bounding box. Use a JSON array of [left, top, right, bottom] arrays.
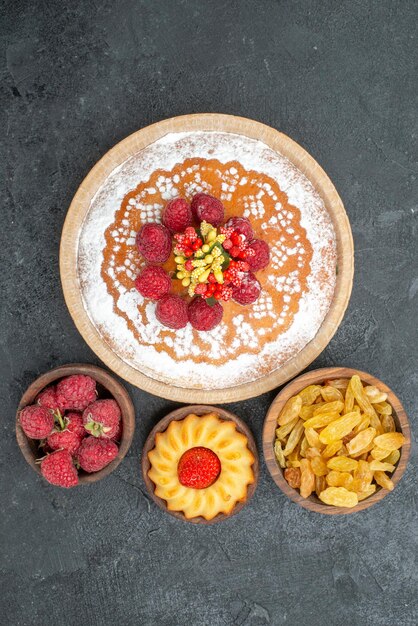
[[232, 271, 261, 305], [36, 386, 66, 414], [247, 239, 270, 271], [188, 297, 223, 331], [41, 450, 79, 488], [47, 429, 83, 456], [136, 222, 172, 263], [225, 216, 254, 242], [155, 294, 188, 329], [135, 265, 171, 301], [20, 405, 54, 439], [190, 193, 224, 226], [82, 399, 121, 439], [177, 446, 221, 489], [56, 375, 97, 411], [77, 437, 119, 473], [162, 197, 192, 232]]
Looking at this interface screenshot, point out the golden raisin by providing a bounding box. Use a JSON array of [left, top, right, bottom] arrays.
[[274, 440, 286, 468], [380, 414, 396, 433], [319, 412, 362, 444], [327, 456, 358, 472], [284, 467, 301, 489], [283, 420, 305, 456], [373, 432, 406, 451], [298, 385, 322, 406], [311, 456, 328, 477], [320, 386, 344, 403], [277, 395, 302, 426], [299, 458, 315, 498], [322, 440, 343, 458], [319, 487, 358, 508], [346, 427, 376, 456], [374, 471, 394, 491], [369, 460, 395, 473], [383, 449, 400, 465]]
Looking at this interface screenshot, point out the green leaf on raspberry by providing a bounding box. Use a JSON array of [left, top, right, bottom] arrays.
[[205, 297, 217, 307]]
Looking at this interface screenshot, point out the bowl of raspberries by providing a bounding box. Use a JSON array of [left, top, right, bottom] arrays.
[[16, 364, 135, 488]]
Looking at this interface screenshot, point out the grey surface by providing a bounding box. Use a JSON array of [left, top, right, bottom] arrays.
[[1, 1, 417, 624]]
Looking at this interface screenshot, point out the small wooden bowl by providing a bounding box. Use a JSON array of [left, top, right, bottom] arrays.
[[263, 367, 411, 514], [16, 363, 135, 485], [142, 405, 259, 524]]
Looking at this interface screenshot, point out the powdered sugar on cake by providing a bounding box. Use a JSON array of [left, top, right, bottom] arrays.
[[77, 131, 336, 389]]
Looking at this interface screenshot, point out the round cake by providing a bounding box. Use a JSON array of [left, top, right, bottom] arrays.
[[77, 130, 337, 390], [147, 412, 255, 521]]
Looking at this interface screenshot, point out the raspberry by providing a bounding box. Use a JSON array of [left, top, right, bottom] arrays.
[[56, 375, 97, 411], [225, 217, 254, 241], [136, 222, 172, 263], [177, 447, 221, 489], [135, 265, 171, 301], [65, 412, 86, 438], [190, 193, 224, 226], [47, 429, 83, 456], [247, 239, 270, 271], [41, 450, 79, 488], [188, 297, 223, 331], [82, 399, 121, 439], [162, 198, 192, 232], [19, 405, 54, 439], [155, 294, 188, 329], [232, 271, 261, 305], [77, 437, 119, 473], [36, 386, 66, 414], [112, 421, 123, 443]]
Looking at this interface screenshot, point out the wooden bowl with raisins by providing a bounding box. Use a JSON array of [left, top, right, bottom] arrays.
[[263, 367, 411, 514]]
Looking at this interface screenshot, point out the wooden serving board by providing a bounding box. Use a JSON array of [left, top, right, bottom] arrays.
[[60, 114, 354, 402]]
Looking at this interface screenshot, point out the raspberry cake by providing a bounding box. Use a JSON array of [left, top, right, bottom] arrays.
[[77, 130, 337, 391]]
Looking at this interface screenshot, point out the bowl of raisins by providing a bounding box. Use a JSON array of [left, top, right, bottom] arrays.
[[263, 367, 410, 514]]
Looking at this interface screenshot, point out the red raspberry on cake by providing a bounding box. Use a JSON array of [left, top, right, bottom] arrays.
[[47, 429, 83, 456], [82, 399, 121, 439], [36, 385, 66, 414], [136, 222, 172, 263], [190, 193, 224, 226], [155, 294, 188, 329], [77, 437, 119, 473], [162, 197, 192, 232], [41, 450, 79, 488], [225, 216, 254, 242], [56, 374, 97, 411], [19, 405, 54, 439], [188, 297, 223, 331], [247, 239, 270, 271], [232, 272, 261, 305], [177, 446, 221, 489], [135, 266, 171, 300]]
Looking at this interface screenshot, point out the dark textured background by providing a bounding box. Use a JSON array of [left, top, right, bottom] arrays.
[[1, 1, 417, 624]]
